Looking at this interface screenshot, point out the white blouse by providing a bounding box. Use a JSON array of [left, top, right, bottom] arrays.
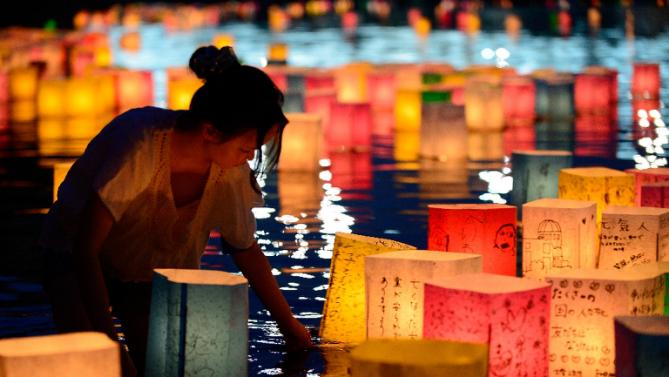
[[40, 107, 263, 282]]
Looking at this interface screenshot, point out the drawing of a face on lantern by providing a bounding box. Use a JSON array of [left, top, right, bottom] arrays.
[[494, 224, 516, 255]]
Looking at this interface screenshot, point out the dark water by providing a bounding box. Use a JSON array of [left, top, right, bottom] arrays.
[[1, 8, 669, 376]]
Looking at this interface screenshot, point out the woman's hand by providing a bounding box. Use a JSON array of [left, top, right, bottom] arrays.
[[279, 317, 313, 352]]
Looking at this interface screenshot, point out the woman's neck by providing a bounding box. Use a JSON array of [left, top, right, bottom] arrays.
[[170, 128, 211, 175]]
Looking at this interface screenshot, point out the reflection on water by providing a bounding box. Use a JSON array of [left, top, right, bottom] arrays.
[[0, 10, 668, 376]]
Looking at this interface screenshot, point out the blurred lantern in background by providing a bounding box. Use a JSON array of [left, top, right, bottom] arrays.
[[395, 88, 421, 132], [394, 130, 420, 162], [166, 67, 201, 110], [341, 11, 359, 34], [9, 66, 39, 102], [502, 75, 535, 127], [278, 170, 321, 218], [119, 31, 141, 52], [414, 17, 431, 38], [212, 33, 235, 49], [327, 101, 372, 152], [503, 125, 535, 156], [574, 114, 617, 159], [504, 13, 522, 38], [280, 112, 323, 172], [534, 72, 574, 122], [575, 72, 614, 115], [115, 69, 154, 112], [267, 42, 289, 65], [465, 76, 504, 131], [632, 62, 660, 100], [468, 131, 504, 162], [420, 93, 467, 165], [367, 69, 396, 112], [329, 150, 373, 195], [268, 5, 290, 32], [407, 8, 422, 27], [335, 62, 372, 103]]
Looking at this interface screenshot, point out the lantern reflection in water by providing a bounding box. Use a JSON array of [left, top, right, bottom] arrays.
[[394, 130, 420, 162], [278, 171, 321, 222], [464, 76, 504, 132], [468, 131, 503, 162], [575, 114, 617, 159], [502, 75, 535, 127], [9, 66, 39, 101], [503, 125, 535, 156], [418, 160, 469, 200], [329, 150, 372, 196], [367, 69, 395, 111]]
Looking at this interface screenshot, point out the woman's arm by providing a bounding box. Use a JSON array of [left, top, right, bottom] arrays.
[[232, 242, 313, 351]]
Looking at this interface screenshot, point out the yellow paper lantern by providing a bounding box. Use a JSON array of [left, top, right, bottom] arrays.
[[546, 268, 665, 377], [9, 66, 39, 101], [65, 115, 109, 141], [414, 17, 431, 38], [267, 42, 289, 64], [394, 88, 421, 132], [350, 339, 488, 377], [522, 198, 598, 279], [365, 250, 482, 339], [464, 76, 504, 131], [280, 112, 323, 171], [167, 74, 201, 110], [37, 78, 67, 118], [558, 167, 636, 222], [394, 130, 420, 162], [0, 332, 120, 377], [119, 31, 141, 52], [64, 76, 107, 117], [53, 161, 74, 201], [335, 62, 372, 103], [319, 233, 416, 344], [212, 33, 235, 49], [116, 69, 154, 112], [10, 99, 37, 123]]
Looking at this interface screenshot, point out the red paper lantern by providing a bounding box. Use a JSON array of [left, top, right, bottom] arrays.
[[367, 70, 396, 111], [372, 109, 394, 136], [329, 150, 372, 195], [502, 75, 535, 126], [632, 62, 660, 99], [575, 72, 613, 115], [640, 182, 669, 208], [423, 273, 551, 377], [626, 168, 669, 206], [428, 204, 517, 276], [575, 114, 617, 159], [503, 125, 535, 156], [305, 71, 335, 92], [327, 101, 372, 151], [305, 89, 336, 132]]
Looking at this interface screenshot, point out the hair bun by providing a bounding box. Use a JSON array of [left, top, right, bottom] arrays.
[[189, 45, 240, 81]]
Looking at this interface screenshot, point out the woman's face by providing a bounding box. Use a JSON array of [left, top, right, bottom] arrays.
[[205, 124, 280, 169]]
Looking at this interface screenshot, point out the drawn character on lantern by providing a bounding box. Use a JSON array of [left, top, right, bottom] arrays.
[[489, 343, 514, 377], [494, 223, 516, 255], [524, 219, 571, 274], [456, 214, 484, 253]]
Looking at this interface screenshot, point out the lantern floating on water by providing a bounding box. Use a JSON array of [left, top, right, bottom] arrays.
[[626, 168, 669, 206], [502, 75, 535, 127], [640, 181, 669, 208], [575, 72, 614, 116], [615, 316, 669, 377], [464, 75, 504, 131], [119, 31, 141, 52], [503, 122, 535, 156], [335, 62, 372, 103], [305, 89, 336, 132], [9, 66, 39, 101], [545, 268, 665, 377], [327, 101, 372, 152], [522, 198, 597, 279], [0, 332, 120, 377], [414, 17, 431, 38], [534, 73, 574, 122], [115, 69, 154, 112], [599, 206, 669, 270], [423, 273, 551, 377], [558, 167, 636, 222], [420, 98, 467, 164], [350, 339, 488, 377], [10, 99, 37, 123], [212, 33, 234, 49], [632, 62, 660, 100], [395, 88, 421, 132], [145, 269, 248, 377], [511, 150, 573, 209], [267, 42, 289, 65], [166, 67, 201, 110], [365, 250, 481, 340], [280, 112, 323, 172], [628, 262, 669, 316], [319, 233, 416, 344], [367, 69, 396, 111], [428, 204, 517, 276]]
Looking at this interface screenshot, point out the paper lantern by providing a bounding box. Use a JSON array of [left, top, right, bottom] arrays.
[[367, 70, 396, 111], [428, 204, 517, 276], [599, 206, 669, 270], [119, 31, 141, 52], [65, 76, 108, 117], [53, 161, 74, 201], [69, 46, 96, 77], [423, 273, 551, 377], [394, 88, 421, 132], [116, 70, 154, 112], [277, 171, 321, 217], [468, 131, 503, 162], [503, 125, 535, 156], [167, 74, 201, 110], [145, 269, 248, 377], [615, 316, 669, 377], [305, 70, 335, 92], [10, 99, 37, 123], [37, 78, 67, 118], [502, 75, 535, 127], [582, 66, 619, 119], [465, 76, 504, 131], [280, 112, 323, 171], [212, 33, 234, 48], [365, 250, 482, 339], [522, 198, 597, 279], [535, 73, 575, 121], [632, 62, 660, 99], [574, 72, 614, 115], [319, 233, 416, 344], [558, 167, 636, 222], [9, 66, 39, 101], [267, 42, 288, 65], [283, 73, 305, 112], [372, 109, 394, 136], [350, 339, 488, 377], [545, 268, 665, 377], [626, 168, 669, 206], [414, 17, 431, 38], [420, 101, 466, 164], [335, 63, 372, 103], [640, 182, 669, 208], [0, 332, 120, 377], [394, 130, 420, 161], [327, 101, 372, 151], [511, 150, 573, 208], [628, 262, 669, 315], [329, 150, 373, 195], [305, 89, 335, 131]]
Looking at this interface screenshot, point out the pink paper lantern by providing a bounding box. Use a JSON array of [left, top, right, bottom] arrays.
[[627, 168, 669, 206], [327, 101, 372, 151], [305, 89, 336, 132], [428, 204, 517, 276], [329, 150, 372, 195], [640, 182, 669, 208], [367, 70, 396, 111], [575, 72, 614, 115], [502, 75, 535, 126], [632, 62, 660, 99], [423, 273, 550, 377]]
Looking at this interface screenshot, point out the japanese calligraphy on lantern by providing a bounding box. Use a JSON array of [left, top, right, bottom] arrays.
[[598, 206, 669, 270], [320, 233, 416, 344], [522, 198, 597, 279], [423, 273, 551, 377], [365, 250, 481, 340], [615, 316, 669, 377], [428, 204, 517, 276], [545, 268, 665, 377]]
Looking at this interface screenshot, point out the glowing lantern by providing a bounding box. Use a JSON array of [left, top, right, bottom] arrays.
[[372, 109, 394, 136], [583, 66, 619, 119], [37, 78, 67, 118], [305, 70, 335, 92], [0, 70, 8, 103], [502, 75, 535, 127], [628, 262, 669, 315], [212, 33, 234, 49], [53, 162, 74, 201], [319, 233, 416, 344], [522, 198, 597, 279], [145, 269, 248, 377], [365, 250, 482, 339], [350, 339, 488, 377], [464, 76, 504, 131], [615, 316, 669, 377], [305, 89, 335, 131], [575, 72, 613, 115], [341, 11, 358, 33], [65, 115, 110, 141], [65, 76, 107, 117], [335, 63, 372, 103], [503, 123, 535, 156], [468, 131, 503, 162], [558, 167, 636, 222], [599, 206, 669, 270], [395, 88, 421, 132], [632, 62, 660, 99], [511, 150, 573, 208], [545, 269, 664, 377], [119, 31, 141, 52], [0, 332, 120, 377], [10, 100, 37, 123], [327, 101, 372, 151], [420, 101, 467, 164], [280, 113, 323, 171], [640, 182, 669, 208], [9, 66, 39, 101], [394, 131, 420, 162], [267, 42, 289, 65], [427, 204, 517, 276], [263, 66, 288, 92], [268, 6, 290, 32], [167, 71, 201, 110], [69, 46, 96, 77], [367, 70, 396, 111], [626, 168, 669, 206], [414, 17, 431, 38], [535, 73, 575, 121], [423, 273, 551, 377], [116, 70, 154, 112], [505, 14, 522, 38]]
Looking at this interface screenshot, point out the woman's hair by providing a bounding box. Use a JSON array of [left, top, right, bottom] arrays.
[[183, 45, 288, 188]]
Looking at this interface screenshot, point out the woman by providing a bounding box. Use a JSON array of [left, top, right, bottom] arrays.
[[40, 46, 312, 377]]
